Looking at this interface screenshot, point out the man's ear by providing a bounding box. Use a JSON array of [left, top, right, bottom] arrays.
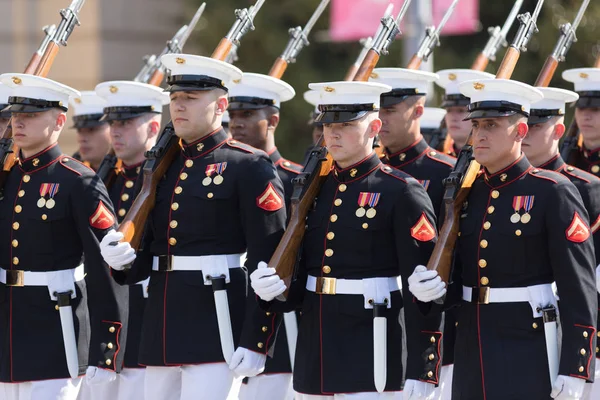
[[515, 121, 529, 141], [368, 118, 382, 138], [414, 103, 424, 119], [215, 97, 229, 115], [268, 113, 280, 130], [553, 122, 566, 140], [55, 112, 67, 130], [147, 119, 161, 138]]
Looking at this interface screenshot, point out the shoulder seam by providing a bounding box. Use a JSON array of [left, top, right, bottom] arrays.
[[425, 152, 456, 168], [529, 170, 559, 184], [563, 166, 592, 184], [226, 140, 258, 154], [59, 156, 94, 176], [379, 165, 407, 183]]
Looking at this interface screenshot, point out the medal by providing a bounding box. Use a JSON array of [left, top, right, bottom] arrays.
[[366, 208, 377, 219], [38, 183, 51, 208], [366, 192, 381, 219], [521, 213, 531, 224], [213, 175, 224, 185], [213, 163, 227, 185], [204, 164, 218, 186], [511, 196, 524, 224], [46, 198, 55, 209], [202, 177, 212, 186], [510, 213, 521, 223], [45, 183, 59, 210], [356, 192, 370, 218], [37, 198, 46, 208], [520, 196, 535, 224], [355, 207, 366, 218]]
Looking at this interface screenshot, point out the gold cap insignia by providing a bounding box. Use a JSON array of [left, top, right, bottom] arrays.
[[233, 79, 241, 84], [12, 76, 22, 85], [176, 57, 186, 64], [473, 82, 485, 90], [370, 72, 379, 79], [580, 72, 589, 79], [324, 86, 335, 93], [448, 73, 457, 81], [74, 98, 82, 104], [109, 85, 118, 94]]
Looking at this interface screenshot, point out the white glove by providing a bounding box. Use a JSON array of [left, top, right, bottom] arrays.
[[100, 229, 136, 270], [85, 366, 116, 385], [551, 375, 585, 399], [403, 379, 436, 400], [596, 264, 600, 293], [407, 265, 446, 302], [250, 261, 286, 301], [229, 347, 266, 378]]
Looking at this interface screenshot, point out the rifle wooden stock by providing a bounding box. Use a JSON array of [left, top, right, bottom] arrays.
[[406, 54, 423, 70], [534, 56, 558, 87], [147, 70, 165, 87], [495, 46, 520, 79], [471, 52, 489, 71], [353, 50, 380, 82], [268, 57, 288, 80], [344, 64, 359, 81], [211, 38, 233, 61], [118, 132, 180, 250], [34, 42, 60, 77], [24, 53, 42, 75]]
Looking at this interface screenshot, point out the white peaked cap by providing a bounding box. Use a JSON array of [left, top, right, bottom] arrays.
[[69, 91, 107, 117], [303, 90, 321, 113], [308, 81, 392, 107], [95, 81, 169, 111], [369, 68, 439, 95], [0, 73, 80, 110], [435, 69, 495, 95], [459, 79, 543, 116], [531, 87, 578, 112], [562, 68, 600, 92], [421, 107, 447, 130], [161, 54, 243, 90], [229, 73, 295, 108], [0, 83, 12, 104]]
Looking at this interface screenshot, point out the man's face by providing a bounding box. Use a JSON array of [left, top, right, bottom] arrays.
[[445, 106, 472, 146], [323, 114, 379, 165], [229, 108, 271, 149], [12, 110, 62, 154], [471, 116, 524, 169], [109, 116, 153, 164], [170, 90, 224, 142], [378, 98, 419, 151], [521, 119, 560, 163], [77, 123, 111, 166], [575, 107, 600, 145]]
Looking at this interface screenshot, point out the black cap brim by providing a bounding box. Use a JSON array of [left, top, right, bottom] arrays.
[[576, 97, 600, 109], [72, 119, 108, 129], [527, 114, 555, 125], [463, 109, 518, 121], [315, 110, 370, 124], [3, 104, 59, 113]]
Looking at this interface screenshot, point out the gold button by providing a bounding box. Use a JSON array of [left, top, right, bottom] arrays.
[[121, 193, 129, 201], [22, 175, 30, 183], [579, 366, 585, 373], [322, 265, 331, 274], [480, 277, 489, 285], [580, 348, 586, 356], [55, 305, 59, 311], [427, 371, 434, 378], [584, 332, 589, 338], [334, 199, 342, 206], [11, 240, 18, 248], [174, 186, 183, 194], [107, 342, 114, 349], [12, 222, 19, 230], [491, 190, 499, 199], [118, 209, 126, 217], [169, 237, 177, 246], [598, 332, 600, 338], [15, 205, 22, 213], [362, 223, 368, 229], [430, 336, 436, 343], [257, 342, 264, 349], [42, 214, 47, 220], [13, 257, 19, 265], [478, 259, 487, 268], [105, 359, 112, 366], [428, 354, 435, 361], [487, 206, 495, 214], [325, 249, 334, 257], [109, 326, 116, 333], [515, 229, 522, 236], [18, 190, 25, 197], [171, 203, 179, 211], [330, 214, 338, 222], [532, 322, 538, 329], [597, 346, 600, 353], [483, 221, 491, 230], [125, 181, 134, 188], [338, 184, 347, 192], [207, 193, 214, 199], [266, 312, 271, 316], [480, 240, 488, 249], [567, 166, 574, 172], [261, 326, 268, 332], [170, 220, 178, 229], [185, 159, 194, 168], [180, 172, 188, 180], [326, 232, 335, 240], [592, 165, 600, 173], [455, 322, 458, 327], [429, 151, 437, 156]]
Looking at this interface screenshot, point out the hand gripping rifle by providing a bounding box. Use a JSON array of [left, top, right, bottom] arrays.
[[427, 0, 545, 285], [0, 0, 87, 196], [117, 0, 266, 252], [24, 25, 57, 74]]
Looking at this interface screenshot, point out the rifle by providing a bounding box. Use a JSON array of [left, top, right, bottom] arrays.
[[212, 0, 266, 60], [471, 0, 523, 71], [405, 0, 460, 70], [141, 3, 206, 86], [0, 0, 86, 196], [118, 0, 266, 251], [269, 0, 329, 78], [271, 0, 413, 298], [24, 25, 57, 74], [345, 37, 373, 81], [428, 0, 545, 284]]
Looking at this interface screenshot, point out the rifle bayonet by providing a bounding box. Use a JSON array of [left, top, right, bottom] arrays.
[[552, 0, 589, 62], [416, 0, 460, 62], [512, 0, 545, 52]]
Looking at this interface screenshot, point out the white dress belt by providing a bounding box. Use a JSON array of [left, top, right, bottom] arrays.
[[0, 265, 85, 287], [306, 275, 401, 295], [462, 283, 554, 304], [151, 254, 244, 272]]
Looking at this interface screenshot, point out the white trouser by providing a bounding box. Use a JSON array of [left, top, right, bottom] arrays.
[[238, 373, 293, 400], [583, 360, 600, 400], [0, 378, 82, 400], [117, 368, 145, 400], [431, 364, 453, 400], [295, 392, 400, 399], [144, 364, 241, 400]]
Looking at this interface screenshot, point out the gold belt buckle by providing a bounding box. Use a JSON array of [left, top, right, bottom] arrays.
[[6, 270, 24, 287], [315, 277, 337, 295], [477, 287, 490, 304]]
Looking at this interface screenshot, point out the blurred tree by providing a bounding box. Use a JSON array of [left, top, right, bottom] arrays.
[[182, 0, 599, 161]]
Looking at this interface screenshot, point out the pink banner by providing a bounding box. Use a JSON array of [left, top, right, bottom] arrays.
[[330, 0, 479, 42]]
